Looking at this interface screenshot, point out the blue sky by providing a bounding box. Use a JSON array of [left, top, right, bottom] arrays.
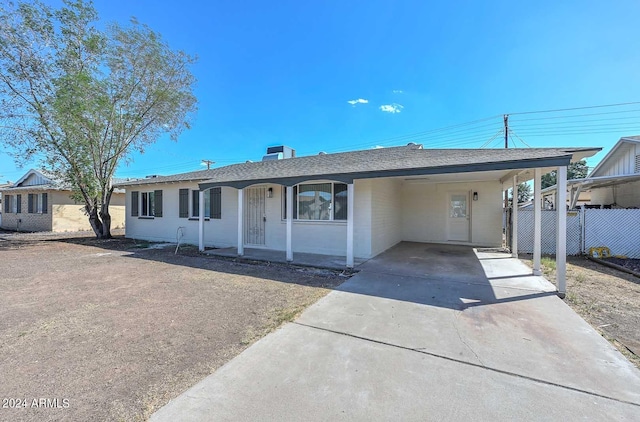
[[2, 0, 640, 181]]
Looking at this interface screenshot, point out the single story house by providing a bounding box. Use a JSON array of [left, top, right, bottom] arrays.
[[0, 181, 12, 226], [0, 169, 126, 232], [541, 136, 640, 209], [116, 144, 600, 295]]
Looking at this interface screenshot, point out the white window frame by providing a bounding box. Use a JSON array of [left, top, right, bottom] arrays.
[[282, 182, 348, 221], [190, 189, 211, 219], [33, 193, 43, 214], [4, 195, 15, 213], [140, 191, 155, 217]]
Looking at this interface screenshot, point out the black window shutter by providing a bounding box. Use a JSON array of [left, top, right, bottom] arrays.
[[154, 190, 163, 217], [131, 191, 139, 216], [179, 189, 189, 218], [28, 194, 34, 213], [192, 190, 199, 217], [4, 195, 9, 213], [16, 194, 21, 213], [42, 193, 48, 214], [282, 186, 298, 219], [212, 187, 221, 219]]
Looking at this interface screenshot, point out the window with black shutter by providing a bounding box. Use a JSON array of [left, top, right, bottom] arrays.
[[154, 190, 163, 217], [131, 191, 139, 216], [179, 189, 189, 218], [211, 187, 221, 219]]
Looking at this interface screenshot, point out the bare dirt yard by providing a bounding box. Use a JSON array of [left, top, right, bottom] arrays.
[[522, 254, 640, 368], [0, 230, 344, 422]]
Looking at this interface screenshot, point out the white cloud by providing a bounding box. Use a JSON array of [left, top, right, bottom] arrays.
[[379, 103, 404, 114], [347, 98, 369, 105], [392, 90, 403, 94]]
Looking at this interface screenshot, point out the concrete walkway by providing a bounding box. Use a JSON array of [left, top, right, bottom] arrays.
[[152, 242, 640, 421]]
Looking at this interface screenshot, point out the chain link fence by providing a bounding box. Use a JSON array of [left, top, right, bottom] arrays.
[[515, 208, 640, 258], [584, 209, 640, 258], [517, 210, 581, 255]]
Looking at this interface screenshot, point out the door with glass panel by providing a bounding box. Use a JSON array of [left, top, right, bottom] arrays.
[[447, 192, 470, 242], [245, 187, 266, 245]]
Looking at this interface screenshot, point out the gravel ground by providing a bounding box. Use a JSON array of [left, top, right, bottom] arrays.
[[523, 254, 640, 368], [0, 230, 345, 421]]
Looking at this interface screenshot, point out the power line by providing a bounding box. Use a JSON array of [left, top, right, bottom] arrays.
[[509, 108, 640, 122], [507, 101, 640, 116]]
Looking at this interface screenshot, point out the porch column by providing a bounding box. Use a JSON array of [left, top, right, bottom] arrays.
[[237, 188, 244, 256], [556, 166, 568, 297], [511, 176, 518, 258], [198, 190, 205, 252], [346, 183, 355, 268], [286, 185, 293, 262], [533, 168, 542, 275]]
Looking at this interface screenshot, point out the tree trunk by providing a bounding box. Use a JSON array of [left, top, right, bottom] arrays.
[[87, 204, 104, 239], [98, 188, 114, 239], [99, 206, 112, 239]]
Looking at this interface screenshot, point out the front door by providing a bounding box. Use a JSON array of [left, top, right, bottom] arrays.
[[447, 192, 470, 242], [245, 187, 266, 246]]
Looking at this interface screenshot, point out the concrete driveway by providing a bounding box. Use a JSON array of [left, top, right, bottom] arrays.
[[152, 242, 640, 421]]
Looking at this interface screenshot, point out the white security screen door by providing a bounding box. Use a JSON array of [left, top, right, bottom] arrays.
[[448, 192, 470, 242], [245, 187, 266, 245]]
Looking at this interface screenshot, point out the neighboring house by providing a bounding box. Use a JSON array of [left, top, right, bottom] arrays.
[[116, 144, 599, 266], [0, 181, 12, 226], [541, 136, 640, 209], [0, 169, 126, 232]]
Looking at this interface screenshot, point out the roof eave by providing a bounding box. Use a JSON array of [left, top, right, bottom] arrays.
[[198, 155, 575, 191]]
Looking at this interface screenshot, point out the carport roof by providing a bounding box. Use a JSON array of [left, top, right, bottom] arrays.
[[115, 145, 601, 189]]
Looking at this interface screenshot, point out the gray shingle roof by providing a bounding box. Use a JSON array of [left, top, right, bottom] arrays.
[[114, 145, 601, 189]]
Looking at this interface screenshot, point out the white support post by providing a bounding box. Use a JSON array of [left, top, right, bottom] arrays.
[[556, 166, 568, 297], [511, 176, 518, 258], [198, 190, 205, 252], [286, 185, 293, 262], [346, 183, 355, 268], [237, 188, 244, 256], [533, 168, 542, 276]]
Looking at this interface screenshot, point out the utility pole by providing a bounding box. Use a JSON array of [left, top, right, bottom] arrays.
[[503, 114, 510, 246], [201, 159, 215, 170], [503, 114, 509, 148]]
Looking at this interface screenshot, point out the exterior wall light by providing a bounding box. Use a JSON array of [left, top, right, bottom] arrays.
[[267, 187, 273, 198], [473, 192, 478, 201]]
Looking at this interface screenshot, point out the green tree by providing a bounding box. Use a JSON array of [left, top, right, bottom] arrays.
[[540, 160, 589, 189], [0, 0, 197, 238], [508, 182, 531, 206]]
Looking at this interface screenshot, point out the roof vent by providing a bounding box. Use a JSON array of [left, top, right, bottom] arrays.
[[246, 160, 253, 163], [145, 175, 159, 178], [407, 142, 417, 146], [318, 151, 327, 155]]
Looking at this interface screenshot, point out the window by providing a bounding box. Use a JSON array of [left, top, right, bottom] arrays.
[[282, 183, 348, 221], [141, 191, 155, 217], [635, 154, 640, 173], [3, 195, 13, 213], [132, 190, 162, 218], [28, 193, 47, 214], [189, 188, 222, 219], [16, 194, 21, 213]]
